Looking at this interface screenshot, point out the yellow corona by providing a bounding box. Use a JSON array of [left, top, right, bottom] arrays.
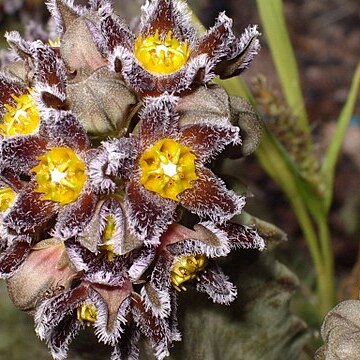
[[0, 187, 16, 212], [134, 30, 190, 75], [77, 304, 97, 326], [31, 147, 87, 205], [171, 254, 207, 291], [100, 215, 117, 261], [0, 92, 40, 137], [139, 138, 198, 201], [48, 37, 61, 47]]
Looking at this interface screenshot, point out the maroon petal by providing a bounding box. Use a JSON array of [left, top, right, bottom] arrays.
[[111, 325, 140, 360], [180, 167, 245, 223], [0, 238, 31, 278], [35, 283, 89, 339], [217, 222, 265, 251], [30, 41, 67, 107], [3, 182, 58, 234], [192, 12, 234, 60], [196, 261, 237, 305], [139, 95, 178, 150], [179, 122, 240, 163], [140, 0, 196, 40], [125, 179, 176, 246], [131, 293, 173, 359], [53, 190, 98, 240], [0, 135, 47, 174], [47, 315, 83, 360], [98, 9, 134, 53], [141, 252, 174, 319], [42, 110, 90, 152], [0, 72, 26, 116], [215, 25, 261, 79]]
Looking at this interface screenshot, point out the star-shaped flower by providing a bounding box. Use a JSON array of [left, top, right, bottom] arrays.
[[93, 0, 260, 95], [90, 95, 245, 246]]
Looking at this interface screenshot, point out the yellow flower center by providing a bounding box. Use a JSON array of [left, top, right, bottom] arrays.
[[0, 92, 40, 137], [139, 138, 198, 201], [171, 254, 207, 292], [134, 30, 190, 75], [31, 147, 87, 205], [99, 215, 117, 261], [48, 37, 61, 47], [0, 187, 16, 212], [77, 304, 97, 326]]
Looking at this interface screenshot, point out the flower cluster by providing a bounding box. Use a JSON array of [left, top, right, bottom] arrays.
[[0, 0, 264, 359]]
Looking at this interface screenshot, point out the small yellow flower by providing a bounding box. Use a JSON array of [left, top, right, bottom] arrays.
[[139, 138, 198, 201], [0, 187, 16, 212], [77, 303, 97, 326], [171, 254, 207, 291], [134, 30, 190, 75], [99, 215, 117, 261], [0, 91, 40, 137], [31, 147, 87, 205]]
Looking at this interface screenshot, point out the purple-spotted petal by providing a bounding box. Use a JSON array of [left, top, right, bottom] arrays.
[[215, 25, 261, 79], [217, 222, 266, 251], [179, 122, 240, 163], [131, 293, 174, 360], [140, 0, 195, 41], [192, 12, 234, 60], [98, 7, 134, 54], [180, 166, 245, 223], [0, 135, 47, 174], [3, 182, 58, 234], [196, 261, 237, 305], [53, 190, 98, 240], [141, 251, 173, 319], [125, 179, 176, 246], [128, 246, 156, 281], [0, 237, 31, 278], [111, 324, 140, 360], [0, 72, 26, 115], [30, 41, 67, 107], [88, 138, 138, 193], [139, 95, 178, 150], [47, 315, 84, 360], [42, 110, 90, 152], [35, 284, 89, 340]]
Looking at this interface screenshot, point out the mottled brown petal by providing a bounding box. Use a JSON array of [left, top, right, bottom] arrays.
[[43, 110, 90, 152], [3, 182, 58, 234], [179, 122, 239, 163], [99, 12, 134, 53], [125, 179, 176, 246], [196, 261, 237, 305], [217, 222, 265, 251], [0, 72, 26, 115], [192, 13, 233, 60], [0, 239, 31, 278], [54, 190, 98, 240], [179, 167, 245, 223], [139, 95, 178, 150], [140, 0, 195, 40], [31, 42, 67, 97], [0, 135, 47, 174]]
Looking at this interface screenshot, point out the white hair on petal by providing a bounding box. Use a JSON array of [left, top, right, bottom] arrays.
[[90, 289, 131, 345], [65, 245, 89, 272], [140, 284, 171, 319], [196, 268, 237, 305]]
